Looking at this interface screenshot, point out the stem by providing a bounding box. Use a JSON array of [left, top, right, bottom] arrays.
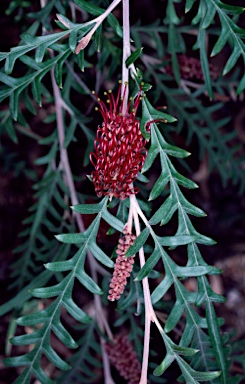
[[93, 0, 122, 31], [121, 0, 131, 113], [75, 0, 122, 53], [130, 194, 166, 383], [130, 195, 156, 384], [127, 194, 134, 233], [66, 62, 97, 101], [50, 68, 115, 383]]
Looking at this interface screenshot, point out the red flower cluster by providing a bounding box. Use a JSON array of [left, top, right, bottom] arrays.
[[105, 334, 141, 384], [165, 54, 219, 81], [90, 83, 148, 200], [108, 226, 136, 301]]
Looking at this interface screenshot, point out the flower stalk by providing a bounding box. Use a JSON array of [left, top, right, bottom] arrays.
[[122, 0, 131, 113], [50, 60, 115, 384]]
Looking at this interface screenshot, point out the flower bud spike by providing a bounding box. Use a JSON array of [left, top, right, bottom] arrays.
[[106, 335, 141, 384], [108, 230, 137, 301]]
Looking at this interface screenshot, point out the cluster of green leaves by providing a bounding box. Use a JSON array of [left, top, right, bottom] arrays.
[[125, 102, 227, 383], [159, 80, 245, 192], [132, 0, 245, 192], [187, 0, 245, 95], [163, 0, 245, 96], [57, 320, 102, 384], [3, 198, 124, 383]]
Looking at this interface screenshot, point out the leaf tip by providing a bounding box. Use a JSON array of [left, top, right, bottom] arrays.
[[55, 234, 62, 242], [86, 174, 92, 181]]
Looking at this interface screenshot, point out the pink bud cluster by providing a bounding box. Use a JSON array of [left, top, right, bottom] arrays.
[[105, 334, 141, 384], [90, 83, 148, 200], [108, 227, 136, 301]]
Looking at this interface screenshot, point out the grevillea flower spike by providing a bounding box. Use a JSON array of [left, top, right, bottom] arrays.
[[90, 82, 149, 200], [108, 225, 136, 301], [105, 334, 141, 384]]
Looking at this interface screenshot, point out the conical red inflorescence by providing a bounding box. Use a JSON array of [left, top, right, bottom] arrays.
[[108, 225, 136, 301], [90, 82, 148, 200], [165, 54, 219, 81], [105, 334, 141, 384]]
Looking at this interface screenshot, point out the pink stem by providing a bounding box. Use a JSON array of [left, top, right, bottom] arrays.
[[50, 68, 115, 384], [121, 0, 131, 114], [130, 194, 156, 384]]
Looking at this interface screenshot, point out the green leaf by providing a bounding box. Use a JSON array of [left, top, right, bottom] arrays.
[[175, 265, 221, 278], [165, 301, 185, 332], [211, 22, 229, 56], [126, 48, 143, 67], [69, 30, 78, 53], [153, 353, 175, 376], [165, 1, 180, 25], [102, 208, 124, 232], [55, 233, 87, 244], [126, 227, 150, 257], [156, 234, 196, 247], [177, 356, 221, 381], [172, 344, 199, 357], [72, 200, 106, 214], [185, 0, 195, 13], [151, 274, 173, 304], [198, 29, 213, 99], [31, 278, 69, 298], [223, 47, 240, 75], [142, 146, 159, 173], [148, 171, 170, 201], [11, 328, 44, 346], [149, 194, 177, 224], [141, 98, 176, 140], [74, 0, 103, 16], [43, 344, 71, 370], [74, 0, 123, 38], [89, 242, 114, 268], [201, 2, 216, 29], [206, 300, 228, 382], [135, 247, 161, 281], [76, 271, 103, 295], [4, 349, 37, 367], [237, 72, 245, 95], [63, 297, 92, 323], [51, 317, 78, 349]]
